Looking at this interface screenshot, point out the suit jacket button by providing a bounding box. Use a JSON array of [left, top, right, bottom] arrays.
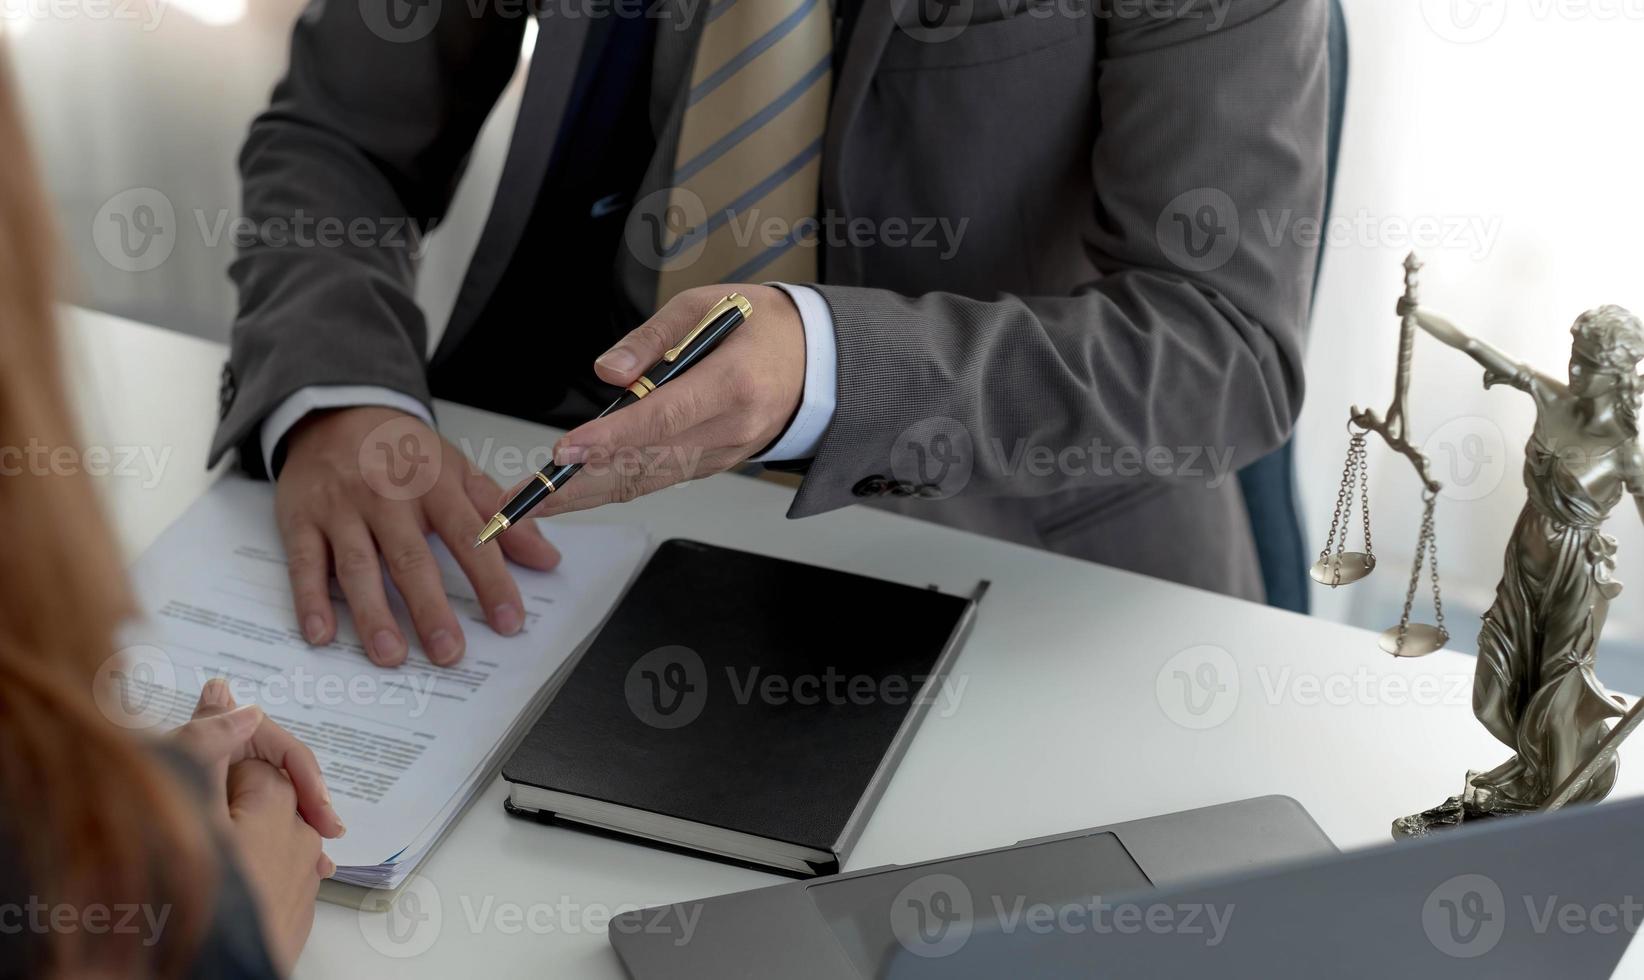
[[852, 476, 888, 497]]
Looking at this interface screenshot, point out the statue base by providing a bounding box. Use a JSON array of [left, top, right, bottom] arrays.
[[1391, 770, 1539, 839]]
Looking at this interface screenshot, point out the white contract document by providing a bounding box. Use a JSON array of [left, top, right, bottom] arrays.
[[113, 476, 648, 889]]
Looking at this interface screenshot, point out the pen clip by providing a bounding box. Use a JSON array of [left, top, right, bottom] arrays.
[[663, 292, 753, 363]]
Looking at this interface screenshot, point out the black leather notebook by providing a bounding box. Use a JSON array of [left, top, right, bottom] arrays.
[[502, 539, 984, 876]]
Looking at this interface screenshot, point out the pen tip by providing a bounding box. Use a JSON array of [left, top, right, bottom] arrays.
[[474, 514, 508, 548]]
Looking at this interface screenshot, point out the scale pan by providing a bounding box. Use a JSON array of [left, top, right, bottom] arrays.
[[1378, 623, 1448, 658], [1309, 552, 1376, 587]]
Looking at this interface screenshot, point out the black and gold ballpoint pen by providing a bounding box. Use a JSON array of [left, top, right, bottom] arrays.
[[474, 292, 754, 547]]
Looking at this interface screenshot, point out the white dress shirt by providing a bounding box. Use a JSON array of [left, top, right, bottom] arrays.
[[258, 284, 839, 475]]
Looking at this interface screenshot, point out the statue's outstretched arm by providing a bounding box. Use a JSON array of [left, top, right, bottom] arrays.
[[1400, 301, 1552, 392]]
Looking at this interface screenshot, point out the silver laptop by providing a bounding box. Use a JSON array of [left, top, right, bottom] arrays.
[[608, 795, 1334, 978], [883, 792, 1644, 979]]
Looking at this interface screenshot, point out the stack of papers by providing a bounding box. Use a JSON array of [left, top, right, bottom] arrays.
[[115, 477, 648, 889]]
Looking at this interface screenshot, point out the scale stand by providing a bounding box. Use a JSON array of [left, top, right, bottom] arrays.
[[1312, 253, 1449, 658], [1329, 254, 1644, 837]]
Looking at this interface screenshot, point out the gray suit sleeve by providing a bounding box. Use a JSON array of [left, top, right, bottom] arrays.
[[207, 3, 527, 474], [795, 0, 1329, 517]]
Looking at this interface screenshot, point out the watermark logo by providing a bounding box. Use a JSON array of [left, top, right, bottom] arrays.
[[93, 644, 178, 731], [1156, 187, 1239, 273], [459, 436, 707, 488], [360, 874, 444, 958], [358, 414, 443, 502], [898, 0, 974, 42], [1422, 415, 1508, 502], [93, 188, 176, 273], [359, 0, 441, 43], [92, 199, 429, 273], [890, 417, 974, 498], [625, 645, 709, 729], [1155, 645, 1239, 730], [1423, 873, 1506, 958], [891, 873, 975, 958], [1421, 876, 1642, 958], [625, 186, 708, 273], [1421, 0, 1508, 43]]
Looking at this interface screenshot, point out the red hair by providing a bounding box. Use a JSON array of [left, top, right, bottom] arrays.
[[0, 46, 214, 977]]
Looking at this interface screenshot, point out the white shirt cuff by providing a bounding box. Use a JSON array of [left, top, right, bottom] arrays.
[[748, 283, 837, 463], [259, 385, 434, 476], [258, 285, 836, 475]]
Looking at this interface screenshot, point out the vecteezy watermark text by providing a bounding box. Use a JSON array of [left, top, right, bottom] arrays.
[[622, 646, 970, 730], [92, 189, 431, 274], [0, 440, 172, 489], [889, 420, 1241, 500], [0, 898, 171, 947], [0, 0, 166, 32], [1154, 186, 1504, 274], [897, 0, 1234, 45], [358, 875, 703, 959], [1423, 874, 1642, 958], [723, 211, 969, 262], [889, 873, 1235, 960], [1421, 0, 1644, 44], [622, 187, 969, 273], [1155, 645, 1475, 731], [989, 438, 1237, 489]]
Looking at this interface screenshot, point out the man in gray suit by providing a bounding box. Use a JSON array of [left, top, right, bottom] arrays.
[[212, 0, 1329, 666]]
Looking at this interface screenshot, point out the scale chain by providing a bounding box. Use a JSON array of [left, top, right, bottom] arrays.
[[1427, 500, 1446, 638], [1319, 433, 1369, 581], [1357, 435, 1373, 560], [1317, 253, 1452, 658], [1320, 440, 1352, 563], [1395, 493, 1445, 654]]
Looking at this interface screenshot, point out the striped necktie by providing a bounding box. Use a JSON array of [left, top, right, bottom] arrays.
[[655, 0, 833, 304]]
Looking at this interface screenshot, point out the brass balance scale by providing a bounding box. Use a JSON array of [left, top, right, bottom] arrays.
[[1311, 253, 1449, 659], [1315, 253, 1644, 833]]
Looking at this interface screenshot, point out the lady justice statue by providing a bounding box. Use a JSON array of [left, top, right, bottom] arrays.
[[1392, 296, 1644, 836]]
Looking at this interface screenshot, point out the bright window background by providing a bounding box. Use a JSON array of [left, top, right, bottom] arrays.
[[7, 0, 1644, 688], [1302, 0, 1644, 695]]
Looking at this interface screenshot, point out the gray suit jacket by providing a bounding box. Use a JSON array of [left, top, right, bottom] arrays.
[[212, 0, 1330, 602]]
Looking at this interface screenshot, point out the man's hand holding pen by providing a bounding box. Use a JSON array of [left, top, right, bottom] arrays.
[[273, 284, 804, 668], [495, 283, 806, 522]]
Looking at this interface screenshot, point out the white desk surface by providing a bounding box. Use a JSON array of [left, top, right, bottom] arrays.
[[63, 307, 1643, 978]]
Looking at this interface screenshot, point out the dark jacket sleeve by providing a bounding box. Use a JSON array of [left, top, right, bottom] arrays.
[[208, 1, 529, 475], [163, 746, 284, 980], [0, 748, 280, 980], [795, 0, 1328, 516]]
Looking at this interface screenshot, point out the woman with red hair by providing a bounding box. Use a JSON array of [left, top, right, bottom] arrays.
[[0, 48, 342, 978]]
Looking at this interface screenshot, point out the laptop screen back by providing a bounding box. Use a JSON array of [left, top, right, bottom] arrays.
[[804, 832, 1151, 978], [880, 797, 1644, 980]]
